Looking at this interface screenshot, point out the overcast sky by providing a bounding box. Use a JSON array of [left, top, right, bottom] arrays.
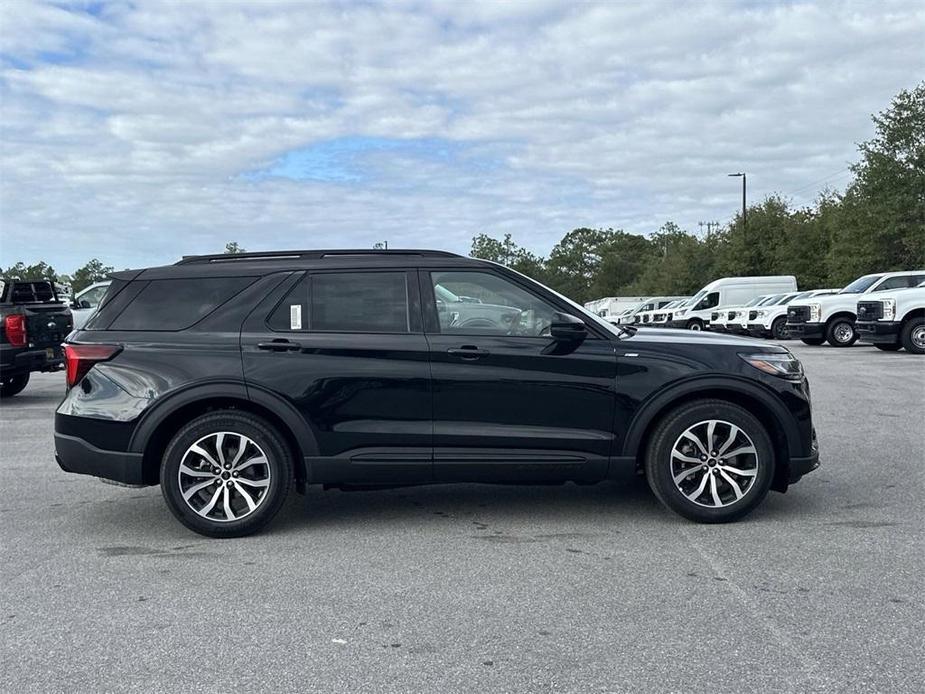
[[1, 0, 922, 272]]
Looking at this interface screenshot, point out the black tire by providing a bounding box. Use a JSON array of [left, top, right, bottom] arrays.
[[160, 410, 293, 538], [644, 399, 775, 523], [770, 316, 789, 340], [0, 373, 30, 398], [874, 343, 902, 352], [801, 337, 825, 346], [687, 319, 704, 331], [825, 317, 858, 347], [900, 317, 925, 355]]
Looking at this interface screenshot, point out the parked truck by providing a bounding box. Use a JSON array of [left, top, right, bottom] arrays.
[[787, 271, 925, 347], [667, 276, 797, 331], [0, 278, 73, 397], [856, 282, 925, 353]]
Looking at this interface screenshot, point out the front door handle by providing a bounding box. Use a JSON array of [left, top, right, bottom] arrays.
[[257, 340, 301, 352], [447, 346, 490, 360]]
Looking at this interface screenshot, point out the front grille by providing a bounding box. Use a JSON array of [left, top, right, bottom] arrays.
[[727, 311, 736, 321], [748, 310, 758, 321], [653, 313, 665, 321], [711, 312, 720, 321], [857, 301, 883, 320], [788, 305, 809, 323]]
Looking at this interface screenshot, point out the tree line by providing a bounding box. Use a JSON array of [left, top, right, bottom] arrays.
[[2, 84, 922, 302], [471, 83, 924, 303]]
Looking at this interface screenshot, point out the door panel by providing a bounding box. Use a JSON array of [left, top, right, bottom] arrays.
[[241, 270, 432, 484], [423, 270, 618, 482]]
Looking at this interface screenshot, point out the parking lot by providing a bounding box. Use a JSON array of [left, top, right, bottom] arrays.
[[0, 341, 922, 693]]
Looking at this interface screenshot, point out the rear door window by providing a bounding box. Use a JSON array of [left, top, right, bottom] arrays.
[[109, 277, 255, 331], [268, 272, 410, 333]]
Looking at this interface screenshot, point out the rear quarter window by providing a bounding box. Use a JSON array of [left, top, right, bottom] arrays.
[[109, 277, 255, 331]]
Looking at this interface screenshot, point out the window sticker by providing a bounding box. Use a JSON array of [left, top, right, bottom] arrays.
[[290, 304, 302, 330]]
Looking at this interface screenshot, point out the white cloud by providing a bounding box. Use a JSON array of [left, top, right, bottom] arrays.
[[0, 0, 922, 271]]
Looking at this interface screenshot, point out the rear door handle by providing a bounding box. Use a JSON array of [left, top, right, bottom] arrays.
[[257, 340, 301, 352], [447, 346, 490, 360]]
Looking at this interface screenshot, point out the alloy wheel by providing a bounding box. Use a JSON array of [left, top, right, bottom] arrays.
[[670, 419, 759, 508], [178, 432, 272, 522]]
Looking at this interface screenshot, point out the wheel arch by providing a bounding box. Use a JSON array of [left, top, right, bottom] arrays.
[[129, 381, 318, 486], [825, 310, 856, 325], [622, 377, 798, 492], [900, 307, 925, 324]]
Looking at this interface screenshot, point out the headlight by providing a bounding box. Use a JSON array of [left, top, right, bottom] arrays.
[[882, 299, 896, 321], [808, 303, 821, 322], [675, 309, 686, 317], [739, 352, 804, 381], [755, 310, 766, 318]]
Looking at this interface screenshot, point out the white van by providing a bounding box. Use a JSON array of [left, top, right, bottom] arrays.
[[666, 276, 798, 331], [629, 296, 689, 326]]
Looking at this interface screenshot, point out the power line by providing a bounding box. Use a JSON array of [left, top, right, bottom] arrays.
[[788, 166, 852, 197]]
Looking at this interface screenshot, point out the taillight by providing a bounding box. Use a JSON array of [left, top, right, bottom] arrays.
[[4, 314, 27, 347], [63, 343, 122, 388]]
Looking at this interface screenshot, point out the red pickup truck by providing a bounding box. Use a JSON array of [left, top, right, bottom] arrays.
[[0, 278, 73, 397]]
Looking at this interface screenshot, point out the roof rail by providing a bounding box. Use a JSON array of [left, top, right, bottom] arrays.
[[175, 249, 462, 265]]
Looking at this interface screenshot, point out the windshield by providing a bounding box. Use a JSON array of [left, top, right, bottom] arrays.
[[434, 284, 460, 303], [772, 293, 798, 305], [683, 290, 707, 308], [840, 274, 882, 294]]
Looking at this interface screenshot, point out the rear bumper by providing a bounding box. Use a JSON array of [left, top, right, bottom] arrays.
[[856, 320, 900, 344], [0, 346, 64, 376], [54, 432, 146, 485], [787, 322, 824, 340]]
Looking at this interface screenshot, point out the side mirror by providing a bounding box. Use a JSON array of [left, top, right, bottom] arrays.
[[550, 312, 587, 341]]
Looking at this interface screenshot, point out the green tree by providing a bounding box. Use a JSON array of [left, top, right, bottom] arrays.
[[224, 241, 246, 254], [72, 259, 114, 293], [826, 82, 925, 283], [470, 233, 547, 282], [545, 228, 614, 303]]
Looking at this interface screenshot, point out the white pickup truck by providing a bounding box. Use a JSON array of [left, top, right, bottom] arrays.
[[855, 283, 925, 353], [69, 281, 111, 330], [786, 270, 925, 347], [746, 289, 839, 340]]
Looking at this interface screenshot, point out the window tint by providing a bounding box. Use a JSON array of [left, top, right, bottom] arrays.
[[270, 272, 409, 333], [430, 271, 558, 337], [8, 281, 57, 304], [110, 277, 254, 331]]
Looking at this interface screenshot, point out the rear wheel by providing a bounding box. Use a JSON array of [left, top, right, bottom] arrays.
[[901, 317, 925, 354], [874, 343, 901, 352], [801, 337, 825, 346], [826, 317, 858, 347], [0, 373, 29, 398], [770, 316, 789, 340], [644, 400, 774, 523], [160, 410, 293, 537]]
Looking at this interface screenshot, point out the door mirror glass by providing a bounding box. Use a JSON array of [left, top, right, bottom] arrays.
[[550, 313, 587, 341]]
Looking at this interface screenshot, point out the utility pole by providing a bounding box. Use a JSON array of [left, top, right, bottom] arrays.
[[727, 172, 746, 237], [698, 220, 720, 237]]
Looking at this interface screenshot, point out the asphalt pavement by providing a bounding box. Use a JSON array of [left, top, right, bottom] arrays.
[[1, 341, 923, 693]]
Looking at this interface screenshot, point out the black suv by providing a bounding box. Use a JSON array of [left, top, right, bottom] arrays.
[[55, 250, 819, 537]]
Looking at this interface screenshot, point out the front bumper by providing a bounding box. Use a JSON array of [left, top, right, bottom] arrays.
[[665, 319, 688, 329], [856, 320, 901, 344], [55, 432, 146, 485], [747, 323, 772, 338], [787, 322, 824, 340], [788, 430, 820, 484]]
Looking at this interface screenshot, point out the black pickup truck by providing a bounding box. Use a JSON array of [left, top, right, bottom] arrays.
[[0, 278, 73, 397]]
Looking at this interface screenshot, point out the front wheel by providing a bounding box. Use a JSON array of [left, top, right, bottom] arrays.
[[826, 318, 858, 347], [644, 400, 774, 523], [160, 410, 293, 538], [687, 319, 704, 331], [901, 317, 925, 354], [0, 373, 29, 398], [771, 316, 789, 340]]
